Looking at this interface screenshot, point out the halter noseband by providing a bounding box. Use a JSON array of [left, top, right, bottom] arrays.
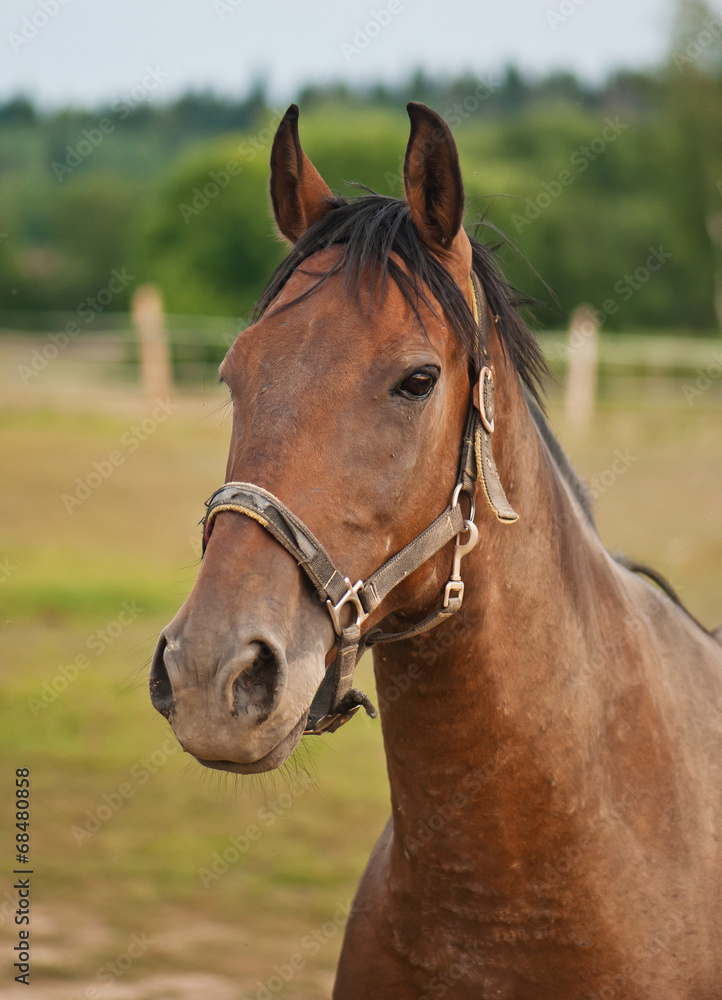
[[202, 274, 518, 735]]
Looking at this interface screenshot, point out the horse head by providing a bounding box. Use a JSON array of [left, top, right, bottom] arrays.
[[150, 103, 510, 773]]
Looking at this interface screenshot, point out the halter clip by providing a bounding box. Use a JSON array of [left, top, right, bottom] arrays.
[[443, 519, 479, 608]]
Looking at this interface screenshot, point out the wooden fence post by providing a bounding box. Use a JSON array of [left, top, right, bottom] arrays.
[[564, 305, 598, 434], [131, 284, 173, 411]]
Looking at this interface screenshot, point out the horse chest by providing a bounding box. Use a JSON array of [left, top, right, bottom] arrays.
[[335, 836, 713, 999]]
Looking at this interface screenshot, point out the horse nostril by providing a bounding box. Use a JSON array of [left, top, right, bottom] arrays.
[[231, 641, 281, 724], [149, 635, 175, 720]]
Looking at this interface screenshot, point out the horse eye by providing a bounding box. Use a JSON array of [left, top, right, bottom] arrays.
[[397, 369, 438, 400]]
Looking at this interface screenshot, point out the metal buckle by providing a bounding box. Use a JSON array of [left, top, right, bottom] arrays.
[[326, 578, 368, 636], [473, 366, 495, 433], [304, 707, 359, 735], [443, 519, 479, 608]]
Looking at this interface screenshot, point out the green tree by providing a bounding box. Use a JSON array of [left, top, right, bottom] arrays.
[[666, 0, 722, 329], [142, 110, 408, 316]]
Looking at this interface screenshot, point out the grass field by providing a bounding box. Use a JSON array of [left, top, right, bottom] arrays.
[[1, 367, 721, 999]]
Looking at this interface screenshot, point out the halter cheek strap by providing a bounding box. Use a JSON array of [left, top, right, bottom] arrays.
[[471, 272, 519, 525], [202, 273, 517, 735]]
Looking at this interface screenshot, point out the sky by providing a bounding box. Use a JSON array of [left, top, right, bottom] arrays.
[[1, 0, 721, 109]]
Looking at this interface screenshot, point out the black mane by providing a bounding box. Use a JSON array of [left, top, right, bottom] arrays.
[[256, 194, 549, 408]]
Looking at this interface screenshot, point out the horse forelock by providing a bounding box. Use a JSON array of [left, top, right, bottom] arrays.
[[256, 193, 549, 409]]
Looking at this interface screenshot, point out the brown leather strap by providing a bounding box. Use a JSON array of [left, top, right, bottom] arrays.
[[457, 405, 479, 497], [364, 596, 463, 647], [202, 485, 350, 605], [361, 504, 465, 613], [470, 274, 519, 524], [475, 379, 519, 523], [305, 624, 371, 733]]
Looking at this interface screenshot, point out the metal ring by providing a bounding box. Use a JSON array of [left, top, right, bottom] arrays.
[[451, 483, 475, 524], [478, 366, 495, 434]]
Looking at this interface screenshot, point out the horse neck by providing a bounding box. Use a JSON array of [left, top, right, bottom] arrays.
[[371, 336, 613, 878]]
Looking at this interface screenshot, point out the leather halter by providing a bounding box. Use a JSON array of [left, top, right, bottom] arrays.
[[202, 273, 518, 735]]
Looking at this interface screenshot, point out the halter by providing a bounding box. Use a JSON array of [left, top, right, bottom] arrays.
[[202, 273, 518, 735]]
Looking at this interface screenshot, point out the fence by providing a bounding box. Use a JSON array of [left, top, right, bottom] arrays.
[[1, 309, 721, 410]]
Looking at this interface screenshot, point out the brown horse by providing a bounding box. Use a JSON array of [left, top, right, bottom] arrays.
[[150, 103, 722, 997]]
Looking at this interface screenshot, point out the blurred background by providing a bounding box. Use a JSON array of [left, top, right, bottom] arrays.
[[1, 0, 721, 997]]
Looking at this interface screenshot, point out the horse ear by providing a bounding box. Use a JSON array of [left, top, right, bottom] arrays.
[[403, 102, 465, 254], [270, 104, 334, 243]]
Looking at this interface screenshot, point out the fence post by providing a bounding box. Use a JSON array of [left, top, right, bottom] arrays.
[[564, 305, 598, 434], [131, 284, 173, 412]]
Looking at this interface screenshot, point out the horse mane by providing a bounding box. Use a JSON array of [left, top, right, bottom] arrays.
[[256, 193, 549, 408], [524, 390, 712, 633]]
